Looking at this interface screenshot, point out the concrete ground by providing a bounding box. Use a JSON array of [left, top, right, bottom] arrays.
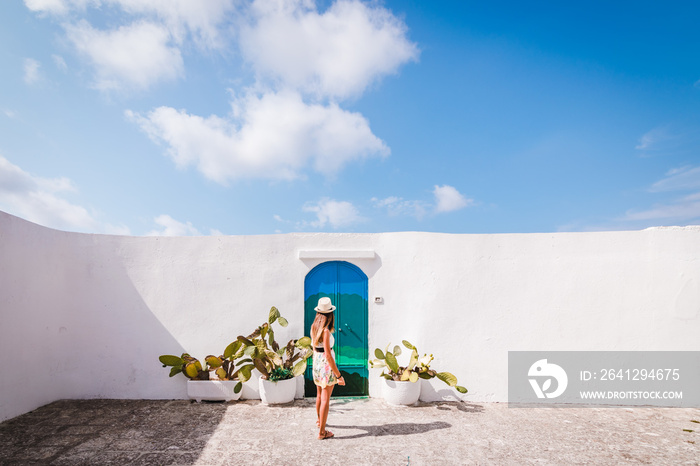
[[0, 398, 698, 465]]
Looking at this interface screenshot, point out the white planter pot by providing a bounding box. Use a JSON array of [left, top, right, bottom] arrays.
[[418, 378, 463, 402], [259, 376, 298, 405], [383, 379, 421, 406], [187, 380, 242, 402], [240, 369, 262, 400]]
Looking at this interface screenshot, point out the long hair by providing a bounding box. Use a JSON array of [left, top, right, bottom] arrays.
[[310, 312, 335, 347]]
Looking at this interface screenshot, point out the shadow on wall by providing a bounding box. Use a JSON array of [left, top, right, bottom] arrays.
[[0, 212, 189, 421], [64, 237, 190, 401]]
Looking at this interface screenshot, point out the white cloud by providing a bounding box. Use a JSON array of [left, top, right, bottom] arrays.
[[109, 0, 236, 49], [29, 0, 413, 183], [241, 0, 419, 100], [24, 0, 70, 15], [52, 54, 67, 71], [23, 58, 41, 84], [0, 155, 129, 234], [634, 125, 690, 155], [583, 165, 700, 230], [303, 198, 364, 228], [433, 185, 472, 213], [621, 192, 700, 224], [66, 19, 183, 91], [650, 166, 700, 192], [128, 89, 389, 183], [146, 214, 201, 236], [27, 0, 235, 90], [371, 196, 428, 219]]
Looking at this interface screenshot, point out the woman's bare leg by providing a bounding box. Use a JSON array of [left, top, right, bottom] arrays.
[[318, 384, 335, 437], [316, 385, 322, 426]]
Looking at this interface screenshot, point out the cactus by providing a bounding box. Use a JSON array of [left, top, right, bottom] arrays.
[[385, 352, 400, 373], [159, 353, 210, 380], [369, 342, 468, 394], [231, 306, 312, 381]]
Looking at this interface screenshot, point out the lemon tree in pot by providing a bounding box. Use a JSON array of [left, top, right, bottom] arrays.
[[369, 340, 467, 405], [235, 306, 313, 404]]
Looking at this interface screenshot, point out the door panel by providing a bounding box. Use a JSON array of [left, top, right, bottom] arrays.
[[304, 261, 368, 397]]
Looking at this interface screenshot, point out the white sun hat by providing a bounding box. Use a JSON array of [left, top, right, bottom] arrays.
[[314, 297, 336, 313]]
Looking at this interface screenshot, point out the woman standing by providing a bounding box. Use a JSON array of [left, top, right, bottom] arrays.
[[311, 297, 345, 440]]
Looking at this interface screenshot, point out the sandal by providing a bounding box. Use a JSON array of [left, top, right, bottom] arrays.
[[318, 430, 334, 440]]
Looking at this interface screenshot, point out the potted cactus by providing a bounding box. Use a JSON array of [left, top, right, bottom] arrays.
[[369, 340, 467, 405], [158, 341, 254, 402], [234, 306, 312, 404]]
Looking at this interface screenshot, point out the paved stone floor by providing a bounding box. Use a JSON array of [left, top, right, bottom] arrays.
[[0, 398, 698, 465]]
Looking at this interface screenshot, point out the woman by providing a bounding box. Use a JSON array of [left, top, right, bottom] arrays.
[[310, 297, 345, 440]]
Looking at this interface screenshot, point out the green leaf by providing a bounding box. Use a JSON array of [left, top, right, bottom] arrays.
[[253, 358, 269, 378], [238, 364, 253, 383], [418, 371, 432, 379], [255, 339, 268, 352], [400, 370, 410, 381], [292, 360, 307, 377], [268, 327, 275, 347], [437, 372, 458, 387], [269, 306, 280, 324], [402, 340, 415, 350], [237, 335, 254, 346], [380, 373, 393, 380], [205, 355, 223, 368], [296, 336, 312, 348], [407, 349, 418, 370], [393, 345, 402, 357], [278, 316, 288, 327], [374, 348, 385, 360], [184, 363, 200, 379], [168, 366, 182, 377], [234, 382, 242, 394], [223, 341, 241, 359], [456, 386, 468, 394], [385, 352, 399, 373], [159, 355, 184, 366]]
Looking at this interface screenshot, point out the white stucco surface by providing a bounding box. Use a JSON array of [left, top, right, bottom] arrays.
[[1, 211, 699, 421]]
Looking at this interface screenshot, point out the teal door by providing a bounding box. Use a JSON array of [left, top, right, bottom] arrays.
[[304, 261, 368, 397]]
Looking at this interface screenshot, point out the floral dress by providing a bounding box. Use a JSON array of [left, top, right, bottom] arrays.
[[312, 333, 337, 388]]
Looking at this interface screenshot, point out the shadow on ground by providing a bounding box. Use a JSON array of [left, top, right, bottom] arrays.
[[0, 399, 227, 465], [327, 420, 451, 439]]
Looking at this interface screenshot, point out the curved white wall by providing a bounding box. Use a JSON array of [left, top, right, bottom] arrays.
[[1, 210, 698, 421]]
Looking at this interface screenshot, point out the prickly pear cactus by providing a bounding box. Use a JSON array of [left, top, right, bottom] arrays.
[[369, 342, 468, 393]]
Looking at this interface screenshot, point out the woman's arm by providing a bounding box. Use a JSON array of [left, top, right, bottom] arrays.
[[323, 329, 345, 384]]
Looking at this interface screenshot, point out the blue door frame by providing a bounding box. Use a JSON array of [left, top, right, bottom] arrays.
[[304, 261, 368, 397]]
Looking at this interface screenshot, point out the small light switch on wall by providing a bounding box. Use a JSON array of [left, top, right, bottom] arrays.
[[374, 297, 383, 304]]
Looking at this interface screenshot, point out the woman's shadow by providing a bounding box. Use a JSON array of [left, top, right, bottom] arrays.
[[325, 420, 451, 440]]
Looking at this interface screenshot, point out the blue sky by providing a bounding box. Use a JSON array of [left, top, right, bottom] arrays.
[[1, 0, 699, 236]]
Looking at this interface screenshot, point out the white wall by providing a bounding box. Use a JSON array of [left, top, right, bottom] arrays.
[[1, 210, 698, 421]]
